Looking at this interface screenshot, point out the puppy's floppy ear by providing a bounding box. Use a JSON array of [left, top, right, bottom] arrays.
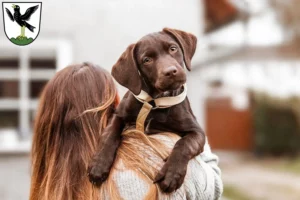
[[163, 28, 197, 71], [111, 44, 142, 95]]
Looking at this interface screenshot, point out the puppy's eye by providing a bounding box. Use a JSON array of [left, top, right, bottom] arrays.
[[169, 45, 178, 53], [143, 57, 152, 64]]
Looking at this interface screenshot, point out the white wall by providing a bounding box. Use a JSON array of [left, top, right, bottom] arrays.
[[1, 0, 203, 69], [201, 60, 300, 102]]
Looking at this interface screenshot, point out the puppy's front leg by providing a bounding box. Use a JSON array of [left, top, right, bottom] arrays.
[[88, 114, 124, 186], [154, 131, 205, 193]]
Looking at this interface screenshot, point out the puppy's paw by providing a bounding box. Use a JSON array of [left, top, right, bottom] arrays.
[[87, 159, 112, 186], [154, 160, 187, 193]]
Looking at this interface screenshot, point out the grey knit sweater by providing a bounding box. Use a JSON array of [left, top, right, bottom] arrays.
[[103, 134, 223, 200]]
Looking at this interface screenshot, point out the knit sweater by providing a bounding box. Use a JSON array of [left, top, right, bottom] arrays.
[[102, 134, 223, 200]]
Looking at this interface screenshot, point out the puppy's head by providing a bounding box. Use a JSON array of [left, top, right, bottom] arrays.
[[112, 28, 197, 95]]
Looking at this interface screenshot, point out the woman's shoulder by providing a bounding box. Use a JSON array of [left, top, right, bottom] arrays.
[[100, 132, 222, 200]]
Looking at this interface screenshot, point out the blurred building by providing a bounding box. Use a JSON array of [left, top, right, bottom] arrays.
[[200, 0, 300, 151]]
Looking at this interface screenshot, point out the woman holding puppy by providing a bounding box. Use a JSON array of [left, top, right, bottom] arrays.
[[29, 62, 222, 200]]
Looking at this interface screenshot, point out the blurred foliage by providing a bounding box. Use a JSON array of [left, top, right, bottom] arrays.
[[223, 185, 252, 200], [265, 158, 300, 174], [252, 92, 300, 155], [277, 158, 300, 174]]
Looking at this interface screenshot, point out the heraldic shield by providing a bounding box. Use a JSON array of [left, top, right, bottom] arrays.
[[2, 2, 42, 46]]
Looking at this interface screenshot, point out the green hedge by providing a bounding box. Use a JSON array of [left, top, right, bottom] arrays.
[[252, 93, 300, 155]]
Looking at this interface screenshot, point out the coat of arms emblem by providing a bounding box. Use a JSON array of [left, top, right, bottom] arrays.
[[2, 2, 42, 46]]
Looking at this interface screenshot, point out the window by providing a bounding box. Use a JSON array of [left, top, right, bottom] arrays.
[[0, 81, 19, 98], [30, 58, 56, 69], [0, 111, 19, 128], [0, 58, 19, 69], [30, 80, 48, 98], [0, 39, 72, 149]]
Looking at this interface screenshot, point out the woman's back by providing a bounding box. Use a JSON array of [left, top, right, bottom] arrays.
[[30, 63, 117, 200]]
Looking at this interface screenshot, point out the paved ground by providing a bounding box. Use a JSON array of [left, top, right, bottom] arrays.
[[218, 151, 300, 200], [0, 155, 30, 200]]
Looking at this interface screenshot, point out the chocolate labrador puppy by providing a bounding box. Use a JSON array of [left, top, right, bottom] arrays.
[[88, 28, 205, 193]]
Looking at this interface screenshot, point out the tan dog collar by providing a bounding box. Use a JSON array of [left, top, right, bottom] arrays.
[[132, 84, 187, 109]]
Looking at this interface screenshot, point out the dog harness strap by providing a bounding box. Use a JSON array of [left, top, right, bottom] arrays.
[[136, 102, 153, 131], [133, 84, 187, 109]]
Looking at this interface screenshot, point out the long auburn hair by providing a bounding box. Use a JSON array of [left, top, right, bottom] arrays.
[[29, 63, 118, 200]]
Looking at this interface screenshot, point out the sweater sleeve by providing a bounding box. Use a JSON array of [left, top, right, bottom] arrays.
[[184, 138, 223, 200]]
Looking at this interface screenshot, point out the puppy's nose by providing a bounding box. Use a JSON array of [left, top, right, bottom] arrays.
[[163, 66, 178, 77]]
